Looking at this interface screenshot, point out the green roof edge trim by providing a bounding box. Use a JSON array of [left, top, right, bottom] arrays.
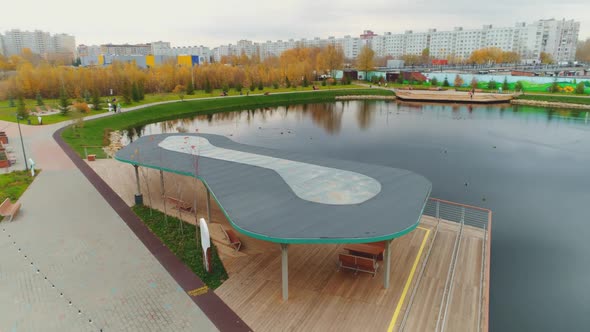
[[115, 155, 431, 244]]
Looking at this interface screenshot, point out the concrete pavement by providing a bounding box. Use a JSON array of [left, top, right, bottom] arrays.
[[0, 101, 248, 331]]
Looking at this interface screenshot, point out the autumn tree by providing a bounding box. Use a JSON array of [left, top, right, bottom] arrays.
[[173, 84, 186, 101], [356, 45, 375, 81], [421, 48, 431, 65], [469, 47, 504, 64], [471, 78, 478, 89], [502, 51, 521, 64], [317, 45, 344, 78], [453, 75, 464, 87], [540, 52, 555, 64], [576, 39, 590, 62]]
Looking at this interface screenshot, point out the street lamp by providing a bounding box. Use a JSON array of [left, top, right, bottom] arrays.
[[16, 115, 29, 171]]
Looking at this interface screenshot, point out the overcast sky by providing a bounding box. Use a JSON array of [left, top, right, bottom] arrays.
[[2, 0, 589, 47]]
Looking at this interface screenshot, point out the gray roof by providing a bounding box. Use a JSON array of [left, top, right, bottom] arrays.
[[115, 133, 432, 244]]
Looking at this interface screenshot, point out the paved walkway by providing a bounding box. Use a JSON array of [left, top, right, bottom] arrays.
[[0, 104, 227, 331]]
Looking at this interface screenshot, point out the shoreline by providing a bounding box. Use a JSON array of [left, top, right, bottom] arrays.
[[335, 95, 397, 100], [510, 99, 590, 110]]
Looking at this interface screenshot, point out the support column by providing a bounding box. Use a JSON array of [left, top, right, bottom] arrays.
[[206, 188, 211, 223], [160, 170, 167, 222], [134, 165, 143, 205], [281, 243, 289, 301], [384, 239, 393, 289]]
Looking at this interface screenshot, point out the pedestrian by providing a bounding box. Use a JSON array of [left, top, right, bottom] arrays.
[[117, 103, 121, 113]]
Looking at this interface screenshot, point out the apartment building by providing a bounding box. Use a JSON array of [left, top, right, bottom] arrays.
[[208, 18, 579, 63], [0, 29, 75, 58]]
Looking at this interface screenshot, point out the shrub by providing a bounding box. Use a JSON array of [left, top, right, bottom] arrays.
[[131, 82, 141, 102], [321, 79, 327, 86], [285, 76, 291, 88], [273, 82, 279, 89], [73, 102, 91, 113], [91, 90, 102, 110], [431, 77, 438, 86], [36, 91, 44, 106], [186, 81, 195, 95], [302, 76, 309, 87], [172, 85, 186, 101], [442, 77, 450, 87], [502, 77, 509, 91], [234, 82, 243, 93], [549, 80, 559, 93], [249, 82, 256, 91], [58, 86, 70, 116], [17, 96, 29, 120], [515, 81, 524, 92], [257, 81, 264, 91], [488, 80, 497, 90], [575, 82, 585, 94], [204, 77, 212, 93]]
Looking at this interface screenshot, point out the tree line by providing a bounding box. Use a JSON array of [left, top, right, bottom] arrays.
[[0, 45, 348, 101]]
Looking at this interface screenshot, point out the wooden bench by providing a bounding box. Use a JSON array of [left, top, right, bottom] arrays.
[[338, 253, 379, 277], [0, 198, 21, 222], [165, 196, 193, 213], [219, 224, 242, 251]]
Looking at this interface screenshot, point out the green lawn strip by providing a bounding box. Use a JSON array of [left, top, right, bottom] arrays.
[[516, 94, 590, 105], [61, 89, 394, 158], [0, 170, 38, 222], [132, 205, 228, 289]]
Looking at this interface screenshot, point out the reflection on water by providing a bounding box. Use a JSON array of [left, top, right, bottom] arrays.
[[124, 101, 590, 145], [122, 101, 590, 331]]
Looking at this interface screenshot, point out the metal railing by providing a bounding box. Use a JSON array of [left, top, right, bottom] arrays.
[[399, 198, 492, 332]]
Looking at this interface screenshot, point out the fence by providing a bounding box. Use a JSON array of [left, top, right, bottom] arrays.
[[400, 197, 492, 332]]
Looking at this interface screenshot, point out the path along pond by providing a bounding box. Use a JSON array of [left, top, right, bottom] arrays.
[[121, 100, 590, 331]]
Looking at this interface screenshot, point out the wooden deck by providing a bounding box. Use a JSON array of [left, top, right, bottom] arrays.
[[91, 160, 489, 332], [215, 215, 488, 332]]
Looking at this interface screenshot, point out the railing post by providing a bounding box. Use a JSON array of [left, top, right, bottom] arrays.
[[436, 201, 440, 220]]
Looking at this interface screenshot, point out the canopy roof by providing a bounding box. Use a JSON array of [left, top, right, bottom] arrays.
[[115, 133, 432, 244]]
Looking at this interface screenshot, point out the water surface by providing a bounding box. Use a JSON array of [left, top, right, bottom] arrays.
[[124, 101, 590, 331]]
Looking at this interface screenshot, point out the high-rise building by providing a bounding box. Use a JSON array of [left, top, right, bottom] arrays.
[[0, 29, 75, 58], [209, 18, 580, 63]]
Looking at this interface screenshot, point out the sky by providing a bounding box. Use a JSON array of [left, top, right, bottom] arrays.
[[2, 0, 589, 47]]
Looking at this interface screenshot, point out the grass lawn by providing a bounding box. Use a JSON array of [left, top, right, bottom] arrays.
[[0, 84, 363, 124], [0, 170, 37, 221], [0, 98, 108, 124], [61, 88, 394, 158], [118, 83, 365, 107], [132, 205, 228, 289], [516, 94, 590, 105]]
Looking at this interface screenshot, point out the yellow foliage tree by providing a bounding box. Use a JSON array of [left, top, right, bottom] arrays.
[[356, 45, 375, 80]]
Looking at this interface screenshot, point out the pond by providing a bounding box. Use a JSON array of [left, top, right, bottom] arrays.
[[123, 100, 590, 331]]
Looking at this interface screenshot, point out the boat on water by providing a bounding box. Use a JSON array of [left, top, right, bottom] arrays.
[[395, 89, 515, 103]]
